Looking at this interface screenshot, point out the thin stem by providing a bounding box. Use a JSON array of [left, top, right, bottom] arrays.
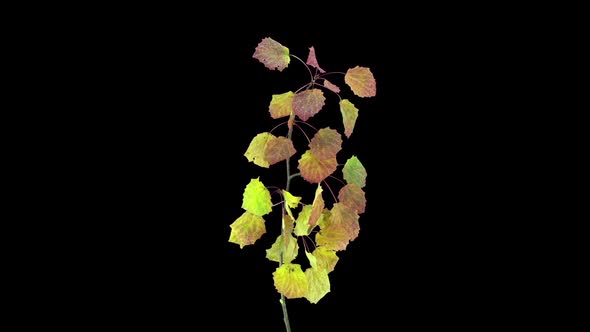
[[291, 54, 314, 82], [322, 180, 338, 203], [293, 123, 312, 143], [288, 172, 301, 182], [319, 71, 346, 76], [279, 114, 296, 332], [294, 120, 318, 132]]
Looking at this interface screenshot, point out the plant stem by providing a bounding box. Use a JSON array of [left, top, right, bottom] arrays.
[[279, 115, 296, 332]]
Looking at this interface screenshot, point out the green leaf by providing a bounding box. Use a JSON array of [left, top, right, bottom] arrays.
[[265, 136, 296, 165], [308, 184, 325, 229], [304, 267, 330, 304], [344, 66, 376, 97], [323, 79, 340, 93], [330, 203, 360, 241], [294, 205, 312, 236], [339, 99, 359, 138], [305, 46, 325, 73], [338, 183, 366, 214], [309, 127, 342, 159], [266, 235, 299, 264], [293, 89, 326, 122], [273, 264, 309, 299], [241, 177, 272, 216], [342, 155, 367, 188], [313, 247, 339, 273], [298, 150, 338, 184], [229, 211, 266, 248], [282, 190, 301, 209], [269, 91, 294, 119], [252, 37, 290, 72], [244, 132, 274, 168]]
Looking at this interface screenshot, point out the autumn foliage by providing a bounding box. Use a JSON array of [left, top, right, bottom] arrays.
[[230, 37, 376, 305]]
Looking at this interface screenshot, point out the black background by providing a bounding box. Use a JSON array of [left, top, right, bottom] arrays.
[[60, 9, 544, 331]]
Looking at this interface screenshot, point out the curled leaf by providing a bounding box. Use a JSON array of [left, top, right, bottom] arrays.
[[323, 79, 340, 93], [339, 99, 359, 138], [306, 46, 325, 73]]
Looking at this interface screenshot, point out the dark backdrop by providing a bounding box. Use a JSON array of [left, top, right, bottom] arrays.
[[81, 14, 532, 331]]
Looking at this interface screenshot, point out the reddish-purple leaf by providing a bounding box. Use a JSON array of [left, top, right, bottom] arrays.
[[323, 79, 340, 93], [309, 127, 342, 159], [265, 136, 296, 165], [339, 99, 359, 138], [338, 183, 366, 214], [345, 66, 376, 97], [253, 37, 290, 72], [306, 46, 325, 73], [297, 150, 338, 184], [293, 89, 326, 122]]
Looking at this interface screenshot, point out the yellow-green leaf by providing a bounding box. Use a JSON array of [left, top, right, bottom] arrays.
[[344, 66, 376, 97], [304, 267, 330, 304], [244, 132, 274, 168], [252, 37, 290, 72], [313, 247, 339, 273], [229, 211, 266, 248], [273, 264, 309, 299], [266, 235, 299, 264], [282, 190, 301, 209], [294, 205, 312, 236], [242, 177, 272, 216], [269, 91, 294, 119], [340, 99, 359, 138]]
